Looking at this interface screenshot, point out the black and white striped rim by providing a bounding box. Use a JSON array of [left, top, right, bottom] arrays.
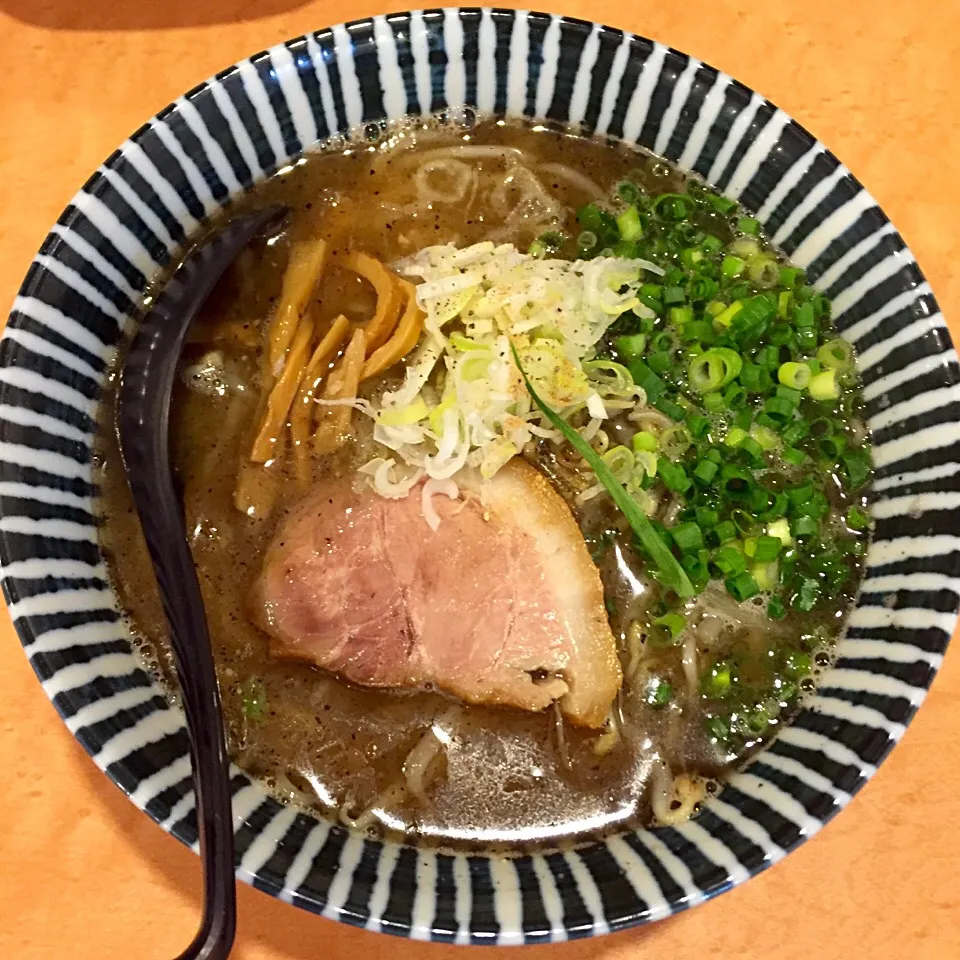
[[1, 9, 955, 943]]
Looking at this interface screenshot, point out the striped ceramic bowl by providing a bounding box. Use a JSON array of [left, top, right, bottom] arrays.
[[2, 8, 954, 944]]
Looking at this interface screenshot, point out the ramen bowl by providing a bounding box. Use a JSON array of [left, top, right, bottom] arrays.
[[2, 8, 955, 943]]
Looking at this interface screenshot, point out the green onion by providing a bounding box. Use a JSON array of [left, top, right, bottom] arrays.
[[601, 444, 634, 478], [627, 359, 667, 400], [632, 430, 658, 453], [669, 305, 694, 327], [729, 237, 761, 259], [241, 676, 267, 723], [696, 506, 720, 527], [791, 578, 821, 611], [646, 677, 673, 707], [722, 255, 746, 278], [663, 285, 686, 305], [726, 571, 760, 601], [842, 450, 872, 489], [792, 516, 819, 539], [778, 361, 812, 390], [615, 333, 647, 361], [725, 426, 747, 448], [847, 505, 870, 530], [512, 343, 694, 596], [688, 348, 743, 393], [738, 436, 765, 464], [748, 255, 780, 288], [777, 291, 793, 319], [617, 205, 643, 241], [654, 193, 692, 221], [767, 518, 793, 546], [709, 194, 738, 215], [713, 520, 737, 543], [750, 424, 779, 450], [686, 414, 711, 439], [809, 369, 839, 401], [767, 596, 787, 620], [658, 459, 692, 494], [703, 392, 726, 414], [817, 337, 854, 371], [779, 266, 803, 288], [781, 419, 809, 446], [694, 459, 720, 484], [713, 545, 747, 576], [673, 522, 704, 554], [737, 216, 760, 235], [751, 535, 783, 563], [783, 650, 813, 677], [714, 301, 744, 329], [701, 659, 735, 698], [653, 396, 688, 421], [617, 180, 640, 204], [720, 464, 754, 500], [654, 612, 687, 639], [705, 715, 730, 741]]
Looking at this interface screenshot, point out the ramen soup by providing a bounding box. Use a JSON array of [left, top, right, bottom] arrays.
[[97, 117, 872, 849]]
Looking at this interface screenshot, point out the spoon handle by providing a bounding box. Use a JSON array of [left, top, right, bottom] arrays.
[[119, 207, 287, 960]]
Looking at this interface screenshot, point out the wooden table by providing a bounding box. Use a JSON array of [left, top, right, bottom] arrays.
[[1, 1, 958, 957]]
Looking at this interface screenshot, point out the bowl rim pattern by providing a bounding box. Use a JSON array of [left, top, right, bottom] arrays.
[[1, 7, 956, 945]]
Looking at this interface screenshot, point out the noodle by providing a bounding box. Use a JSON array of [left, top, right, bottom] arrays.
[[339, 706, 460, 829], [487, 163, 564, 240], [403, 706, 460, 803], [625, 620, 646, 682], [592, 709, 621, 756], [413, 158, 476, 204], [681, 629, 699, 700], [651, 763, 707, 826], [267, 238, 329, 372], [417, 144, 529, 162], [538, 162, 604, 200]]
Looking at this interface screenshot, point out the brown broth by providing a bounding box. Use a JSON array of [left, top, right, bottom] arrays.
[[95, 118, 866, 850]]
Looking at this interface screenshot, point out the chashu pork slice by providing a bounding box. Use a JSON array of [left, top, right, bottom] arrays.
[[254, 459, 622, 728]]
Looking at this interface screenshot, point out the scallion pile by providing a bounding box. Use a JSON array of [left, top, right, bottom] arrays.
[[528, 172, 872, 750]]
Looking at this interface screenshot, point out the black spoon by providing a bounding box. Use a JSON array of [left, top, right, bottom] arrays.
[[118, 205, 288, 960]]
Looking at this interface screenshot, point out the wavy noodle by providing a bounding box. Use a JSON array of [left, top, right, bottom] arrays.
[[650, 762, 707, 826], [338, 707, 460, 830], [538, 161, 605, 200], [416, 144, 529, 163], [681, 629, 699, 700], [486, 163, 564, 240], [413, 157, 476, 204]]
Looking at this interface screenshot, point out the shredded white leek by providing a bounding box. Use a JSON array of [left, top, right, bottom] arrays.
[[357, 241, 660, 492]]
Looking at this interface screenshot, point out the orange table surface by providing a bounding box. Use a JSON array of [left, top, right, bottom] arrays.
[[1, 1, 959, 958]]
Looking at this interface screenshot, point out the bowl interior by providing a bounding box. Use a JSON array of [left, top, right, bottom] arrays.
[[1, 8, 956, 945]]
